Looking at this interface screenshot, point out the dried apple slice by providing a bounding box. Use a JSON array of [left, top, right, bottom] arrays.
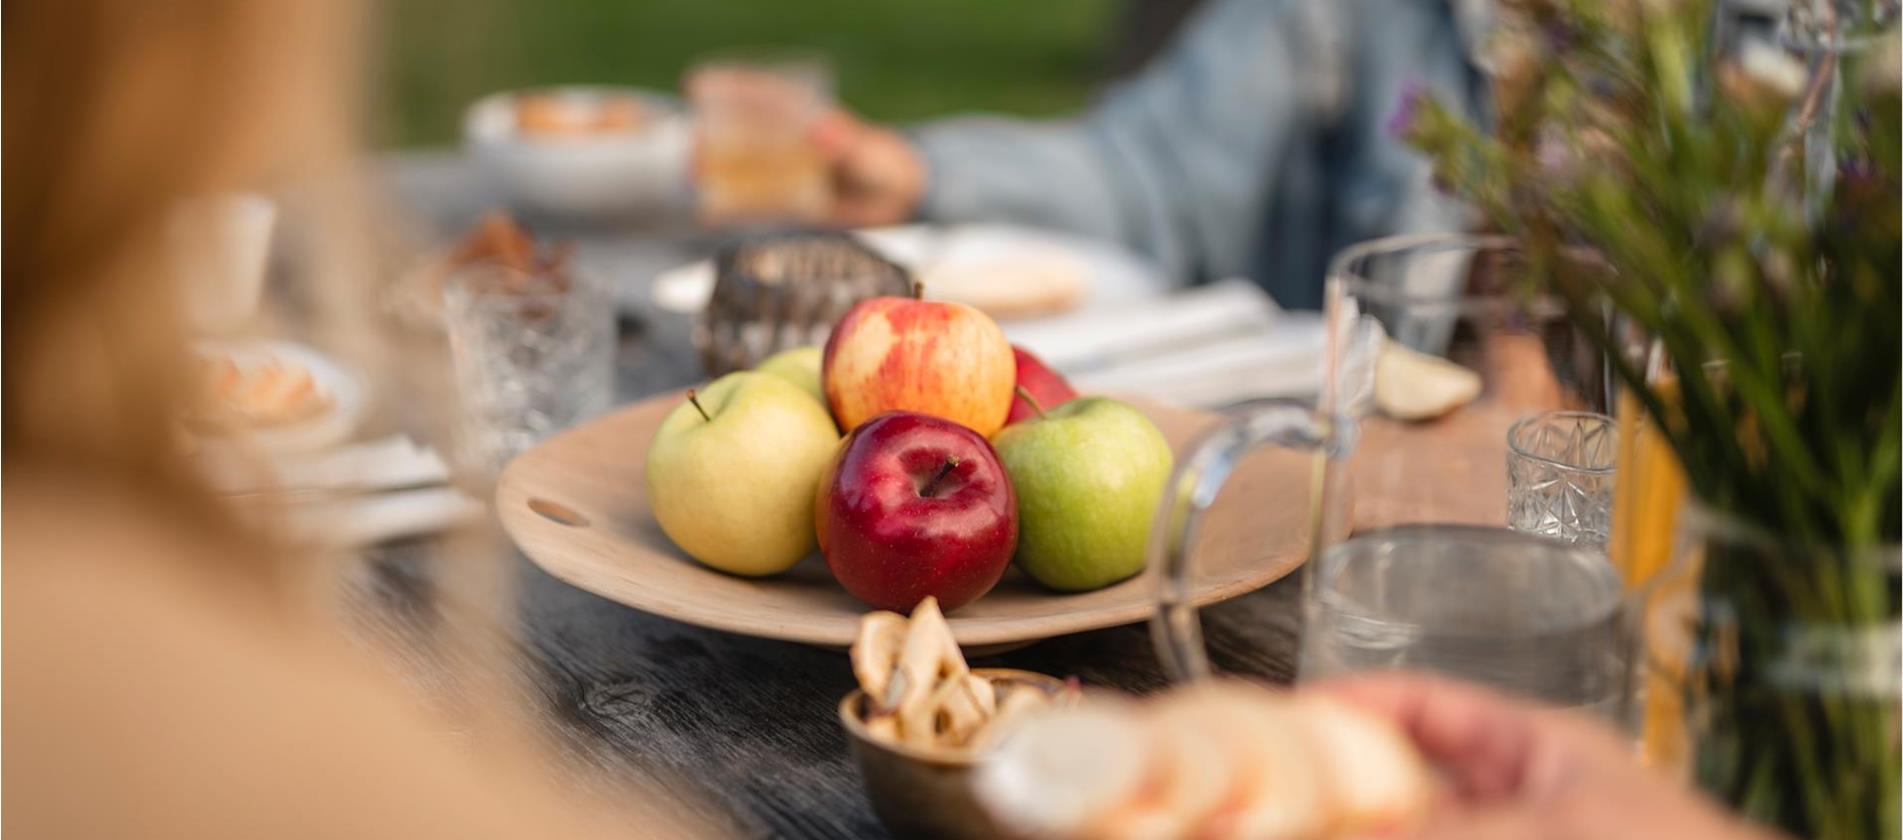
[[969, 682, 1066, 751], [1099, 687, 1250, 838], [973, 702, 1152, 838], [850, 611, 908, 707], [971, 679, 1433, 838], [993, 683, 1049, 719], [892, 597, 968, 743], [963, 672, 997, 719], [1291, 695, 1432, 835], [865, 712, 900, 743], [1165, 682, 1328, 840], [930, 675, 989, 746], [1374, 340, 1482, 421], [852, 599, 1073, 751]]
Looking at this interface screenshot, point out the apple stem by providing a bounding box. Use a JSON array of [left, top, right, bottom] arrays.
[[1014, 385, 1049, 420], [686, 389, 711, 423], [910, 280, 925, 300], [920, 456, 960, 498]]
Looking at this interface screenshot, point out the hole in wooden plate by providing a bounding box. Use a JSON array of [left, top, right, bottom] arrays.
[[527, 497, 589, 527]]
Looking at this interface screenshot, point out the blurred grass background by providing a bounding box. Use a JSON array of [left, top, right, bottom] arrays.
[[376, 0, 1118, 148]]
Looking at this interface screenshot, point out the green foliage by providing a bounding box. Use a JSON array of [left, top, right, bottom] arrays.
[[1402, 0, 1902, 549], [1402, 2, 1902, 836], [376, 0, 1116, 148]]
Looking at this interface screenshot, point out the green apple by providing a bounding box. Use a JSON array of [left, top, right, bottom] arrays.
[[645, 371, 840, 576], [756, 346, 824, 405], [991, 397, 1173, 591]]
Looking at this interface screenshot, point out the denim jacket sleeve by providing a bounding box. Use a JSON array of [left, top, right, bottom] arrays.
[[912, 0, 1480, 305]]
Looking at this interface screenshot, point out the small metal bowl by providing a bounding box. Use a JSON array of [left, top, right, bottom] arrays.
[[838, 668, 1064, 840]]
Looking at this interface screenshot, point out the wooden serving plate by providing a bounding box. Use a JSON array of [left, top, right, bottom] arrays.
[[497, 391, 1315, 648]]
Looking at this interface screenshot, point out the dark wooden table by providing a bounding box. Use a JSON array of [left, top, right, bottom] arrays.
[[354, 152, 1305, 839]]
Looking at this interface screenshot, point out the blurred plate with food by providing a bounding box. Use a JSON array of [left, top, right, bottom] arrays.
[[464, 86, 690, 222], [187, 339, 365, 453], [392, 210, 575, 328], [651, 223, 1166, 321]]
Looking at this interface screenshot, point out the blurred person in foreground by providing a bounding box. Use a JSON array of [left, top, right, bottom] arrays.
[[1321, 673, 1780, 840], [1, 1, 713, 837], [815, 0, 1483, 309]]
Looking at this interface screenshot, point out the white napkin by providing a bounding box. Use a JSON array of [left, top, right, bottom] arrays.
[[270, 436, 452, 493], [1066, 326, 1324, 408], [286, 487, 484, 548], [1004, 280, 1325, 408], [208, 435, 483, 547], [1001, 280, 1276, 372], [208, 435, 450, 496]]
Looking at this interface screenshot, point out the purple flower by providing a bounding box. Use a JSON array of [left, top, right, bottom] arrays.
[[1535, 131, 1574, 177], [1386, 81, 1430, 140], [1542, 17, 1578, 52], [1839, 153, 1876, 184]]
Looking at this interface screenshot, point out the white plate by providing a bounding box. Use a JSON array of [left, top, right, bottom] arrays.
[[649, 223, 1168, 320], [190, 340, 366, 454], [464, 86, 692, 221]]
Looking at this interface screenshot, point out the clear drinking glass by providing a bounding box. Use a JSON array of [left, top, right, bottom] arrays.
[[169, 192, 277, 333], [1149, 234, 1649, 717], [685, 50, 832, 225], [443, 263, 614, 476], [1507, 410, 1618, 549]]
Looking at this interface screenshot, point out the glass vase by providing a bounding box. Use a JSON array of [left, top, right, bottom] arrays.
[[1651, 502, 1901, 839]]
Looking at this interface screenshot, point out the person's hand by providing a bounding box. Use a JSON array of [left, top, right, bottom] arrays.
[[1312, 672, 1780, 840], [809, 108, 927, 227]]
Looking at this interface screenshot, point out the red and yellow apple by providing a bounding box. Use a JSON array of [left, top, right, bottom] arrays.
[[1004, 344, 1079, 426], [816, 411, 1018, 612], [822, 296, 1015, 437]]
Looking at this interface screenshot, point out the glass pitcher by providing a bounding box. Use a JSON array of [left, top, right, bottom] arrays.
[[1148, 234, 1648, 716]]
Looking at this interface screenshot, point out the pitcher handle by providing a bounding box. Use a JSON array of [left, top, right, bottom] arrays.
[[1148, 400, 1335, 682]]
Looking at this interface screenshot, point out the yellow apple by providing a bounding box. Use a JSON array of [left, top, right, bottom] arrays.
[[644, 372, 840, 576], [756, 345, 824, 404], [821, 296, 1014, 436]]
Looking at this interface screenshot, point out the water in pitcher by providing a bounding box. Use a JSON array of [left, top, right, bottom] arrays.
[[1300, 524, 1634, 719]]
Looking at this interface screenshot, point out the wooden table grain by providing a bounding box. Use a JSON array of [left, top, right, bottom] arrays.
[[351, 546, 1303, 839], [354, 152, 1304, 839]]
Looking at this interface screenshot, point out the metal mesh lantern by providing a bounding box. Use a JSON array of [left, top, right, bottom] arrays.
[[697, 231, 913, 375]]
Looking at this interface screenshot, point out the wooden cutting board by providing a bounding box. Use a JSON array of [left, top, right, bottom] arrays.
[[496, 392, 1316, 647]]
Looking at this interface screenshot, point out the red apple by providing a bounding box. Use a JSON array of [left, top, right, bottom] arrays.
[[1004, 344, 1079, 425], [817, 411, 1018, 612], [822, 296, 1015, 437]]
